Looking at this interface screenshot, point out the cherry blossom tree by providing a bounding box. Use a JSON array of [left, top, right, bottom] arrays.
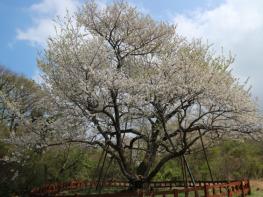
[[34, 1, 262, 189]]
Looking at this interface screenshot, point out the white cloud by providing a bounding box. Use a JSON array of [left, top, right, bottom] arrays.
[[174, 0, 263, 107], [16, 0, 81, 47]]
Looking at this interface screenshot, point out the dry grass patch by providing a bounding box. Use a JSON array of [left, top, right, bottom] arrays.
[[250, 180, 263, 192]]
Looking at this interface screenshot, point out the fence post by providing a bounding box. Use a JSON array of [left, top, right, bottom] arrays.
[[241, 180, 245, 197], [227, 185, 232, 197], [204, 184, 209, 197], [173, 189, 178, 197], [138, 189, 144, 197], [212, 187, 216, 195], [194, 190, 199, 197]]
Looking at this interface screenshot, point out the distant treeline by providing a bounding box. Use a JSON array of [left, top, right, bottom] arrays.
[[155, 139, 263, 181]]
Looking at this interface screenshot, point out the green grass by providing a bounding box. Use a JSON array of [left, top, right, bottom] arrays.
[[250, 189, 263, 197]]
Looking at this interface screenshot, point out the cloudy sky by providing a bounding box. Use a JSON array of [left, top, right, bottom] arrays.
[[0, 0, 263, 107]]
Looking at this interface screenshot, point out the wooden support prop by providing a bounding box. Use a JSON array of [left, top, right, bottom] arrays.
[[183, 155, 196, 187]]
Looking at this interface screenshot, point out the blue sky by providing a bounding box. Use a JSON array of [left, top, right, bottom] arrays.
[[0, 0, 222, 77], [0, 0, 38, 77], [1, 0, 263, 107]]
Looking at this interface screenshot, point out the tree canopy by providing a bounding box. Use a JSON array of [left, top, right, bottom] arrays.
[[2, 1, 262, 189]]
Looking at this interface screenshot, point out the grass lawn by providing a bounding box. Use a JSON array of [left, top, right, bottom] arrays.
[[250, 190, 263, 196]]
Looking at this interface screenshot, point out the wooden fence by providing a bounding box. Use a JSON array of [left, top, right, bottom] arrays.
[[30, 180, 251, 197]]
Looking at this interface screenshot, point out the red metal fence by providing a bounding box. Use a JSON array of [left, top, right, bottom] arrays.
[[30, 180, 251, 197]]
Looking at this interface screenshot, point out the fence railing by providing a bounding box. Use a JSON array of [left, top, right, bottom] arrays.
[[30, 179, 251, 197]]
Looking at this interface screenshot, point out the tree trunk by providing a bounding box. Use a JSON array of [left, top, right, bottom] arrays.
[[128, 178, 151, 191]]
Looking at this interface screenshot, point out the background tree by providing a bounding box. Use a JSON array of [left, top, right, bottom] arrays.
[[155, 139, 263, 181], [6, 1, 263, 190], [0, 66, 111, 196]]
